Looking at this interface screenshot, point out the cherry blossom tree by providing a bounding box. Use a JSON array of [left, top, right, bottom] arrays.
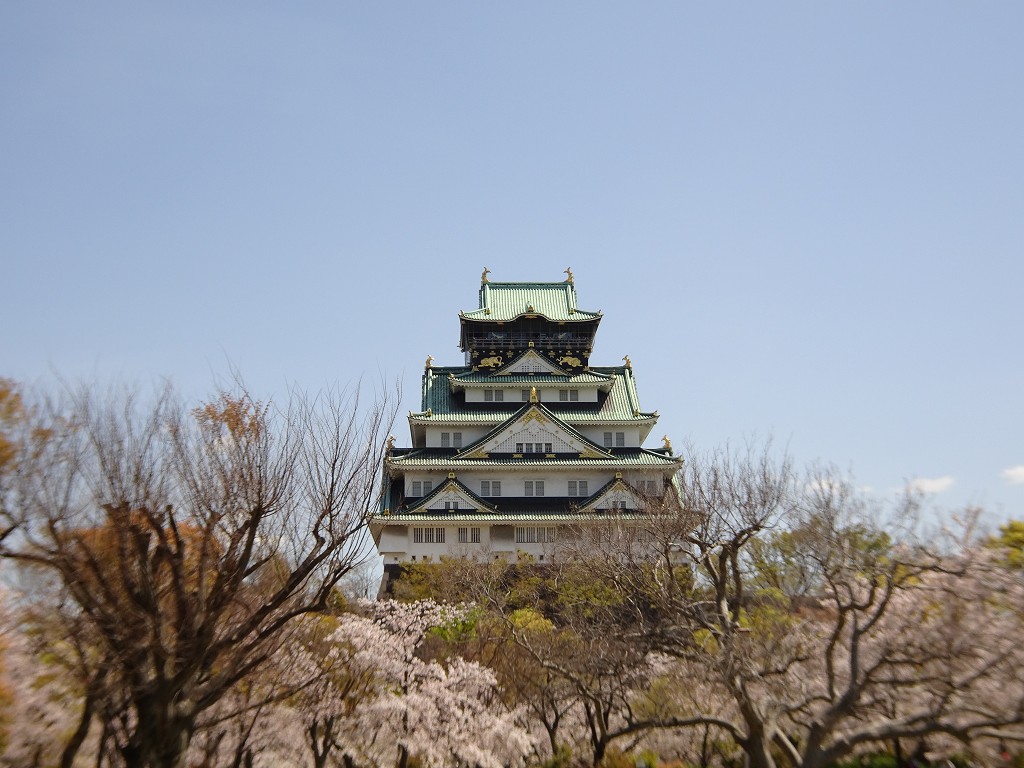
[[328, 599, 534, 768]]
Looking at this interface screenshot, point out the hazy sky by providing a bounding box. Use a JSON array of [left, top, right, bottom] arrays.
[[3, 3, 1022, 524]]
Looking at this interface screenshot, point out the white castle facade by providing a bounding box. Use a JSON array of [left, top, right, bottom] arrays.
[[369, 271, 680, 587]]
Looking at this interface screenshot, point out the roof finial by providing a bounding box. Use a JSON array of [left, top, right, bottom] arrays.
[[481, 266, 491, 283], [622, 355, 632, 368], [385, 434, 396, 455], [564, 267, 574, 284], [425, 354, 434, 369], [662, 434, 673, 454]]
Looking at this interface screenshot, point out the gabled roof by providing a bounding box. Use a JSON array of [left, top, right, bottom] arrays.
[[461, 282, 601, 323], [575, 475, 644, 513], [492, 348, 568, 376], [414, 366, 656, 425], [453, 402, 613, 460], [402, 475, 499, 515]]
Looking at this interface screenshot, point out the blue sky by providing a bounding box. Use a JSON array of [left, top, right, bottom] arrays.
[[2, 3, 1022, 524]]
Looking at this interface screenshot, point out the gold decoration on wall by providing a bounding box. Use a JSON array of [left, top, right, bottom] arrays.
[[557, 355, 581, 367], [463, 450, 489, 459], [523, 408, 548, 424], [479, 356, 503, 369], [530, 386, 538, 403], [578, 449, 605, 459]]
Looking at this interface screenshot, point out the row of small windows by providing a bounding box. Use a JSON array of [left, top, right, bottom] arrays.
[[410, 525, 653, 550], [483, 389, 580, 401], [567, 480, 588, 497], [440, 432, 463, 448], [515, 526, 556, 544], [437, 430, 628, 451], [412, 527, 446, 544], [410, 481, 434, 496], [515, 442, 552, 454], [411, 479, 658, 498], [603, 432, 626, 447]]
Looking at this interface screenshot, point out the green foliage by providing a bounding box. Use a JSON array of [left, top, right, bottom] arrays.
[[428, 604, 484, 643], [987, 520, 1024, 570], [831, 754, 898, 768], [748, 514, 893, 599], [539, 744, 574, 768]]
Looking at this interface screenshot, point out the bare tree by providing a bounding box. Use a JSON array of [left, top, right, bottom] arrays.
[[0, 380, 395, 768], [581, 445, 1024, 768]]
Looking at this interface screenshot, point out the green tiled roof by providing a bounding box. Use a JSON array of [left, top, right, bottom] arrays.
[[461, 282, 601, 323], [387, 448, 681, 470], [450, 371, 614, 386], [415, 366, 655, 424], [370, 511, 651, 525], [453, 402, 613, 460]]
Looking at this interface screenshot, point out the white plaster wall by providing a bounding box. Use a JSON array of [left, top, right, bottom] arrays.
[[423, 427, 490, 448], [577, 426, 642, 448], [463, 387, 598, 403]]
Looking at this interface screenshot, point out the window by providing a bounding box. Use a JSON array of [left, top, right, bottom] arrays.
[[612, 500, 627, 510], [521, 389, 530, 401], [444, 501, 459, 510], [525, 480, 544, 497], [410, 480, 433, 496], [515, 526, 556, 544], [640, 479, 659, 494], [453, 432, 462, 448], [603, 432, 613, 448], [568, 480, 589, 497], [480, 480, 501, 497], [458, 527, 468, 543], [515, 442, 524, 453], [484, 389, 504, 402], [559, 389, 579, 401], [412, 527, 445, 543], [459, 526, 482, 544], [615, 432, 625, 447], [423, 481, 432, 494], [441, 432, 450, 448]]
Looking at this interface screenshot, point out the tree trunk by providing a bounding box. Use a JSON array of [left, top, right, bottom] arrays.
[[119, 698, 195, 768], [61, 688, 97, 768]]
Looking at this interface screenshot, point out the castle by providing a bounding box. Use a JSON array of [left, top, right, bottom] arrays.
[[369, 269, 680, 588]]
